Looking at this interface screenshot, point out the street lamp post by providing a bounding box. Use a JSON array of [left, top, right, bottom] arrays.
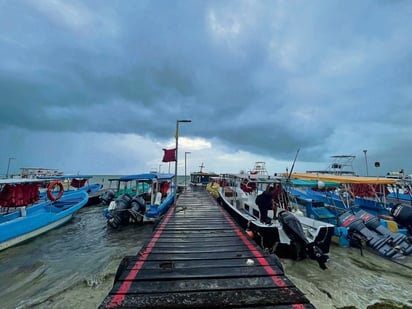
[[185, 151, 191, 190], [174, 119, 191, 205], [6, 157, 16, 178], [363, 150, 369, 176]]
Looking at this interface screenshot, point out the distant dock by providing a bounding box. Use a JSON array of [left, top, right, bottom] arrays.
[[99, 187, 315, 308]]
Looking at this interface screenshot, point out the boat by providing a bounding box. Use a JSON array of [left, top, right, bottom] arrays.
[[215, 162, 334, 269], [289, 172, 406, 219], [0, 178, 89, 251], [37, 174, 104, 206], [292, 155, 410, 221], [190, 163, 219, 186], [99, 176, 151, 205], [102, 173, 175, 228], [285, 172, 412, 258], [385, 170, 412, 205], [18, 167, 64, 178], [306, 155, 357, 176]]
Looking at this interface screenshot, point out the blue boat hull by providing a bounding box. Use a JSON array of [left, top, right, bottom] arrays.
[[0, 191, 88, 251], [287, 188, 412, 258]]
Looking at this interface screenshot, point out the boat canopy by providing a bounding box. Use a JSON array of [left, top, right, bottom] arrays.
[[223, 173, 281, 184], [283, 179, 339, 188], [120, 173, 175, 181], [286, 173, 396, 185], [0, 178, 46, 185], [37, 175, 93, 180]]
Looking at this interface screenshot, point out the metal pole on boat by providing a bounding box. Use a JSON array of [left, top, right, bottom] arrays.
[[185, 152, 191, 190], [287, 148, 300, 180], [6, 157, 16, 178], [363, 149, 369, 176], [174, 120, 191, 205]]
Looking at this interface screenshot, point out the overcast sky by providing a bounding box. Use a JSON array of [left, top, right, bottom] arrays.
[[1, 0, 412, 177]]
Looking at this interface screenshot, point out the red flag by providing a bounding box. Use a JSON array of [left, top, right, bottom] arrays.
[[162, 148, 176, 162]]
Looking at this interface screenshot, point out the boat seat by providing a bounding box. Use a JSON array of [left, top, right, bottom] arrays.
[[224, 188, 234, 197], [160, 182, 170, 197]]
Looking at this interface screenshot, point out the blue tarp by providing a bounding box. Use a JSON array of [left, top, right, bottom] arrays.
[[120, 173, 175, 181], [283, 179, 339, 188], [37, 175, 93, 180]]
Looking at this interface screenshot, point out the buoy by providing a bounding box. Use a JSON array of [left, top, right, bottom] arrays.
[[317, 181, 325, 189], [246, 229, 254, 239], [47, 181, 64, 201]]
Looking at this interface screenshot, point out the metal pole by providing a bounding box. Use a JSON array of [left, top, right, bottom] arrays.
[[174, 120, 191, 205], [363, 150, 369, 176], [6, 157, 16, 178], [185, 151, 191, 190]]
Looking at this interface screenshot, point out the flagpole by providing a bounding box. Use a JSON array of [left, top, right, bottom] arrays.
[[174, 119, 191, 205]]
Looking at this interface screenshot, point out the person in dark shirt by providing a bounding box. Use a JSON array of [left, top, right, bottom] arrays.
[[255, 185, 274, 224]]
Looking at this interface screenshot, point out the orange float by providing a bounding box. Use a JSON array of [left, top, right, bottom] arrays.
[[47, 181, 64, 201]]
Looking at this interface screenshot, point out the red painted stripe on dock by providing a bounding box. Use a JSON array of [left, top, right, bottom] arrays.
[[107, 195, 308, 309], [216, 201, 306, 309], [217, 206, 287, 285], [217, 205, 306, 309], [106, 204, 176, 308]]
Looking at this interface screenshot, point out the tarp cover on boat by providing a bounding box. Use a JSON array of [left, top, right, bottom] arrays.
[[37, 175, 93, 180], [120, 173, 175, 181], [286, 173, 396, 185], [283, 179, 339, 188]]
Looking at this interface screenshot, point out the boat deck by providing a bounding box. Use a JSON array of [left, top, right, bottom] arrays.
[[86, 188, 106, 206], [99, 187, 315, 308]]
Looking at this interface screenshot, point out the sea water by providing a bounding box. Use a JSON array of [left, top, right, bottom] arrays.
[[0, 175, 411, 309]]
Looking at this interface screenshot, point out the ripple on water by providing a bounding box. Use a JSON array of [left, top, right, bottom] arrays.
[[1, 202, 411, 309], [282, 244, 412, 309], [0, 205, 154, 309]]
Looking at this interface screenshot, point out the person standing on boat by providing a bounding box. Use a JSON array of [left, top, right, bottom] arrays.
[[272, 183, 289, 218], [256, 185, 275, 224]]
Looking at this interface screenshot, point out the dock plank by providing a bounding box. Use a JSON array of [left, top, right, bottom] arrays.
[[99, 187, 315, 308]]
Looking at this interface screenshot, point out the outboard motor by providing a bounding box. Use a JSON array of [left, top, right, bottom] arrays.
[[279, 211, 328, 270], [338, 211, 403, 259], [356, 210, 412, 256], [100, 189, 115, 205], [128, 194, 146, 223], [107, 194, 133, 229], [391, 204, 412, 235]]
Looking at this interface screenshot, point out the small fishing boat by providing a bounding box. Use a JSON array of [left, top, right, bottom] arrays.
[[0, 178, 89, 251], [102, 173, 175, 228], [190, 162, 218, 186], [37, 174, 104, 206], [215, 163, 334, 269], [285, 173, 412, 259], [18, 167, 64, 178], [386, 171, 412, 205], [99, 177, 151, 204]]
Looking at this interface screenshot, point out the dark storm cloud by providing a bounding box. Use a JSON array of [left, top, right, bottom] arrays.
[[1, 0, 412, 174]]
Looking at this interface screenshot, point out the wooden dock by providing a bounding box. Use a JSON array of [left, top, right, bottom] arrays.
[[99, 187, 315, 308]]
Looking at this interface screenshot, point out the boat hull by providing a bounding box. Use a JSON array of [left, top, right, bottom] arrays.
[[287, 187, 412, 258], [217, 190, 334, 261], [0, 215, 73, 251], [0, 191, 88, 251]]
